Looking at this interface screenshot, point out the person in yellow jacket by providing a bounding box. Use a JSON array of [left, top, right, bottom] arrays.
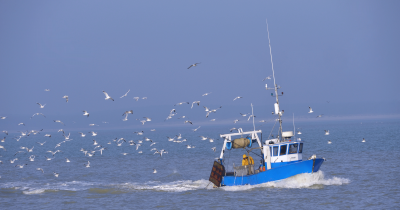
[[242, 154, 254, 166]]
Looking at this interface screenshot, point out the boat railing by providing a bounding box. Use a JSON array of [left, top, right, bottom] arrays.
[[234, 165, 255, 176]]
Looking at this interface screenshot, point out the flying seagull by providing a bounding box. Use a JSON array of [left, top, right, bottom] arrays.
[[103, 91, 114, 101], [233, 96, 243, 101], [63, 95, 69, 102], [316, 114, 324, 118], [308, 106, 313, 113], [324, 130, 329, 135], [36, 103, 46, 108], [83, 110, 89, 117], [174, 102, 189, 106], [53, 120, 65, 126], [120, 89, 130, 98], [202, 92, 211, 96], [191, 101, 200, 109], [262, 75, 272, 81], [31, 113, 46, 119], [187, 63, 201, 69]]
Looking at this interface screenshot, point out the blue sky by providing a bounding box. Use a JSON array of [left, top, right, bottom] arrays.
[[0, 1, 399, 131]]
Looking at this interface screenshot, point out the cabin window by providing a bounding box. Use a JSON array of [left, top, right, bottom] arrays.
[[273, 146, 279, 156], [270, 147, 272, 156], [279, 145, 287, 156], [289, 144, 298, 154], [299, 143, 303, 153]]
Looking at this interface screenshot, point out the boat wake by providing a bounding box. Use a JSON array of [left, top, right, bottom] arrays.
[[0, 171, 348, 194], [221, 170, 350, 191]]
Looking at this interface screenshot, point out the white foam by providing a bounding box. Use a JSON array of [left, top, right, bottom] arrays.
[[222, 171, 350, 191], [117, 179, 210, 192], [23, 189, 46, 195]]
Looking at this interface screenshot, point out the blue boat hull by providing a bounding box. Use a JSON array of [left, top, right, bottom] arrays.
[[221, 158, 324, 186]]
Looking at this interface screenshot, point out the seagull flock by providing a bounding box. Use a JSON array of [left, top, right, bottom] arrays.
[[0, 71, 368, 179]]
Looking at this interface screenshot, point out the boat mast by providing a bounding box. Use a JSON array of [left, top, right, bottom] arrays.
[[266, 19, 283, 142]]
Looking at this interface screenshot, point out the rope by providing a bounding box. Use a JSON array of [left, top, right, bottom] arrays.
[[268, 117, 279, 139]]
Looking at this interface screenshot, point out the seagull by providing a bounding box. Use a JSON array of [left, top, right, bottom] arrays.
[[230, 127, 238, 132], [44, 134, 51, 138], [262, 75, 272, 81], [36, 103, 46, 108], [0, 145, 6, 151], [120, 89, 130, 98], [316, 114, 324, 118], [210, 119, 216, 121], [150, 129, 156, 132], [15, 164, 27, 168], [36, 168, 44, 173], [178, 116, 186, 119], [47, 150, 61, 156], [133, 97, 139, 101], [174, 102, 189, 106], [211, 147, 216, 152], [29, 155, 35, 161], [143, 117, 151, 122], [10, 158, 18, 163], [142, 97, 147, 100], [89, 124, 98, 126], [150, 142, 156, 147], [44, 89, 50, 91], [93, 140, 98, 145], [191, 101, 200, 109], [187, 62, 200, 69], [134, 131, 144, 135], [0, 116, 7, 119], [362, 138, 366, 143], [121, 153, 129, 156], [45, 156, 54, 161], [37, 141, 46, 146], [2, 130, 7, 135], [184, 120, 193, 125], [1, 137, 5, 142], [202, 92, 211, 96], [65, 158, 71, 162], [327, 140, 332, 144], [153, 169, 157, 173], [240, 113, 250, 117], [308, 106, 314, 113], [192, 126, 201, 132], [140, 120, 146, 125], [324, 130, 330, 135], [247, 115, 256, 121], [122, 114, 129, 121], [208, 138, 214, 142], [102, 91, 114, 101], [79, 132, 86, 137], [83, 110, 90, 117], [167, 136, 175, 141], [234, 119, 239, 124], [89, 131, 97, 136], [63, 95, 69, 102], [18, 123, 25, 126], [54, 120, 65, 126], [199, 136, 208, 141], [84, 161, 90, 168], [123, 110, 133, 116], [53, 172, 59, 177], [233, 96, 243, 101]]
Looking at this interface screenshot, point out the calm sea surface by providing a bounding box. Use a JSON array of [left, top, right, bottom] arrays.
[[0, 119, 399, 209]]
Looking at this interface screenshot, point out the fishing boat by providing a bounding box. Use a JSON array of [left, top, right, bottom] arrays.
[[208, 21, 325, 187]]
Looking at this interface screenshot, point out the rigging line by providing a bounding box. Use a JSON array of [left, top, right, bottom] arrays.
[[268, 117, 279, 139], [266, 19, 276, 91]]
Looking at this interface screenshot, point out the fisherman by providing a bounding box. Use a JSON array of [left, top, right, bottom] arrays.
[[242, 154, 254, 166]]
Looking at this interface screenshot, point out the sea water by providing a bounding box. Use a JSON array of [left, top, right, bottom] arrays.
[[0, 119, 399, 209]]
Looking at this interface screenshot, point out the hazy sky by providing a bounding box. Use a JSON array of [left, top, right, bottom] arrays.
[[0, 1, 399, 131]]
